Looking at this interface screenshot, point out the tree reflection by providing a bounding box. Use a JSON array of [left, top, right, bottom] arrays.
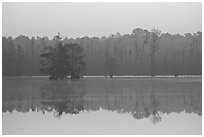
[[2, 78, 202, 123], [151, 112, 162, 124], [131, 84, 162, 124], [149, 84, 162, 124], [40, 80, 86, 117]]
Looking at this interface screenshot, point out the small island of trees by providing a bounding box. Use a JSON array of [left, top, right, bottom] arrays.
[[40, 33, 85, 80]]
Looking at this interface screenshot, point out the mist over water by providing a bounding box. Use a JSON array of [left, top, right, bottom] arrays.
[[2, 2, 202, 135], [2, 77, 202, 134]]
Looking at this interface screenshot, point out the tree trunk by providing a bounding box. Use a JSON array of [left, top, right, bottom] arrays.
[[151, 53, 155, 76]]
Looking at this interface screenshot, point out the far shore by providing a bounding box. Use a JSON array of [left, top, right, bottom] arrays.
[[2, 75, 202, 79]]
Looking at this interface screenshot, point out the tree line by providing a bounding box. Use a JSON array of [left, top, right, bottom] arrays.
[[2, 28, 202, 78]]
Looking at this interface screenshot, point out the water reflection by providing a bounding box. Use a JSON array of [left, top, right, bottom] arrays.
[[40, 80, 86, 117], [2, 77, 202, 123]]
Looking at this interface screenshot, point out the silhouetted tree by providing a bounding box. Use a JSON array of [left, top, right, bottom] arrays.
[[30, 37, 35, 76], [40, 34, 71, 80], [105, 51, 116, 78], [145, 28, 162, 76], [16, 44, 25, 76], [65, 43, 86, 79], [40, 34, 85, 80], [7, 37, 17, 76]]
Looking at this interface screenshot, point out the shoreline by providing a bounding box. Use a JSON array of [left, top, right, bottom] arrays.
[[2, 75, 202, 79]]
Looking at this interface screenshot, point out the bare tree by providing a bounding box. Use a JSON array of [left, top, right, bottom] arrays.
[[145, 28, 162, 76]]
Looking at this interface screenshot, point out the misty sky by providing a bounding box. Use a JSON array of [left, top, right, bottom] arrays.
[[2, 2, 202, 39]]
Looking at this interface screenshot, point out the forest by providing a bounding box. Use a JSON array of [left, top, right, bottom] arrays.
[[2, 28, 202, 77]]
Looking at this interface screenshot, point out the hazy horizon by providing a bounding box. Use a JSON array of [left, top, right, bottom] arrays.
[[3, 2, 202, 39], [2, 2, 202, 135]]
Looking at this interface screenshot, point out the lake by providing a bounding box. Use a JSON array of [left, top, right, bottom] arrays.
[[2, 77, 202, 135]]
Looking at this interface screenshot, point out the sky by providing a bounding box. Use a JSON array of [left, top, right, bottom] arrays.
[[2, 2, 202, 39]]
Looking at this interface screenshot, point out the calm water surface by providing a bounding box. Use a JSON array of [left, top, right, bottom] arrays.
[[2, 77, 202, 134]]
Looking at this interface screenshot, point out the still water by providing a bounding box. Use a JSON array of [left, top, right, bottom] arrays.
[[2, 77, 202, 135]]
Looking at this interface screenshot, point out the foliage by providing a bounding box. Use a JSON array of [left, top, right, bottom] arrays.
[[2, 28, 202, 76], [40, 34, 85, 80], [144, 28, 162, 76], [65, 43, 86, 79], [105, 51, 116, 78]]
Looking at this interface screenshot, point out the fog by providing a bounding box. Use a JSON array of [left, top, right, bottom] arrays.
[[3, 2, 202, 38]]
